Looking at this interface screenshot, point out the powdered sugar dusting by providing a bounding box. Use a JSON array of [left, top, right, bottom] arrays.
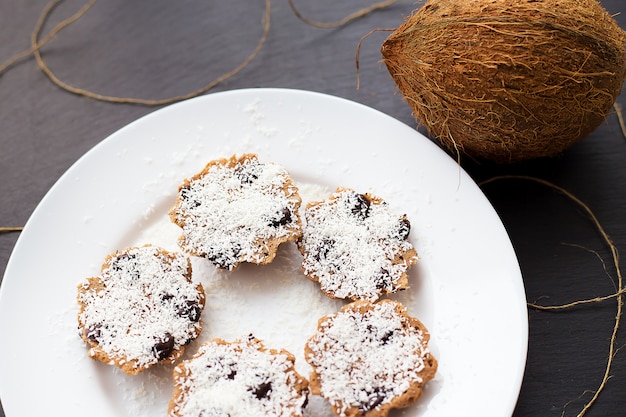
[[244, 99, 280, 138]]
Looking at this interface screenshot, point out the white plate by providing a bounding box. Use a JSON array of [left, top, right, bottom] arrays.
[[0, 88, 527, 417]]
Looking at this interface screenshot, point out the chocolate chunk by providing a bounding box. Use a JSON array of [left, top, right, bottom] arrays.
[[375, 268, 391, 290], [250, 381, 272, 400], [397, 217, 411, 240], [314, 237, 335, 262], [381, 330, 394, 345], [207, 243, 242, 269], [359, 388, 386, 412], [351, 193, 371, 219], [161, 293, 175, 303], [269, 207, 292, 227], [180, 185, 201, 208], [235, 164, 260, 184], [226, 369, 237, 380], [110, 253, 137, 272], [207, 253, 231, 269], [178, 300, 202, 322], [153, 332, 175, 360], [301, 396, 309, 411], [86, 323, 102, 343], [366, 323, 394, 345]]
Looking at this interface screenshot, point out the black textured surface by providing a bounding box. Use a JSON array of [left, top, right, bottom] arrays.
[[1, 1, 625, 416]]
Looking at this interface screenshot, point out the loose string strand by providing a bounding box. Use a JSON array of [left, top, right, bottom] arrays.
[[0, 227, 24, 234], [529, 244, 625, 309], [1, 0, 399, 106], [480, 175, 623, 417], [0, 0, 97, 75], [614, 102, 626, 138], [355, 27, 396, 89], [26, 0, 271, 106], [287, 0, 400, 29]]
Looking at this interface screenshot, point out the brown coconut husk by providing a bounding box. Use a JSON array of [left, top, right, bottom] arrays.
[[381, 0, 626, 162]]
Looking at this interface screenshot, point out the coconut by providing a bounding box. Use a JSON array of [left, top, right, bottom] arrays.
[[381, 0, 626, 162]]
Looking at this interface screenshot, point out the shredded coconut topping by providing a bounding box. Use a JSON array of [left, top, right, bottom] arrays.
[[305, 300, 432, 416], [299, 188, 417, 301], [171, 336, 308, 417], [169, 154, 302, 270], [77, 246, 204, 371]]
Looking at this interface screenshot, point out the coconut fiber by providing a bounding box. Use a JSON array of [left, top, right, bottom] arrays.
[[381, 0, 626, 162]]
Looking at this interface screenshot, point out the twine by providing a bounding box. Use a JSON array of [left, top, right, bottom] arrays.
[[355, 28, 396, 90], [0, 0, 398, 106], [614, 102, 626, 138], [0, 0, 96, 74], [480, 175, 624, 417], [1, 0, 271, 106], [0, 227, 23, 234], [288, 0, 401, 29], [287, 0, 403, 91]]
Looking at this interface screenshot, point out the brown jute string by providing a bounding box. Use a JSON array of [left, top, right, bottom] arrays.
[[287, 0, 400, 29], [0, 227, 24, 234], [0, 0, 96, 74], [614, 103, 626, 138], [0, 0, 398, 106], [480, 175, 624, 417], [0, 0, 271, 106], [355, 27, 396, 90]]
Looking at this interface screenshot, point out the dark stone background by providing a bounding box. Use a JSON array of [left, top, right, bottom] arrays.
[[1, 1, 625, 416]]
